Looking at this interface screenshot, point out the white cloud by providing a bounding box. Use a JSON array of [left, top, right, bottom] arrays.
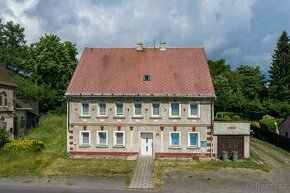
[[1, 0, 290, 75], [1, 0, 42, 43], [245, 52, 272, 70], [261, 34, 277, 44], [222, 47, 241, 56]]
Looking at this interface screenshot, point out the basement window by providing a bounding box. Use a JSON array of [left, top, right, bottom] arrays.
[[143, 74, 151, 81]]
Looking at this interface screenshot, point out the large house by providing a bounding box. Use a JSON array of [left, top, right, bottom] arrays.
[[66, 43, 250, 159]]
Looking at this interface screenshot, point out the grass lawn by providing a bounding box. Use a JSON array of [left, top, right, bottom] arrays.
[[251, 137, 290, 159], [0, 114, 134, 179]]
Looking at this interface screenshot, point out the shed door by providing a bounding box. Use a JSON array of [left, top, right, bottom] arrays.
[[218, 135, 244, 158]]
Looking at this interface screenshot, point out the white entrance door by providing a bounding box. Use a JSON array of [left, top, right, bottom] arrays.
[[141, 133, 153, 156]]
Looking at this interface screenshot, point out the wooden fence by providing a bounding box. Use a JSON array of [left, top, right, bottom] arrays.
[[251, 127, 290, 151]]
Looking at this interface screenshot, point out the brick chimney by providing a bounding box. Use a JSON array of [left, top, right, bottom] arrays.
[[160, 42, 166, 51], [136, 42, 143, 51]]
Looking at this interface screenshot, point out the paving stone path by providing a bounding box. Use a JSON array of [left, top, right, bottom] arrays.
[[129, 156, 154, 189]]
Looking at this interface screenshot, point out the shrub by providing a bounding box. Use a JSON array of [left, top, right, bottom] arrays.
[[276, 118, 285, 127], [250, 121, 260, 129], [0, 129, 9, 149], [3, 139, 44, 152], [232, 115, 241, 121], [259, 115, 277, 133], [223, 116, 231, 121], [223, 112, 235, 118]]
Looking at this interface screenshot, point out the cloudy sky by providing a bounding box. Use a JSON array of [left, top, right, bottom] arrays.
[[1, 0, 290, 75]]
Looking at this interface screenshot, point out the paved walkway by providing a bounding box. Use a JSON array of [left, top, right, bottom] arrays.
[[129, 156, 154, 189]]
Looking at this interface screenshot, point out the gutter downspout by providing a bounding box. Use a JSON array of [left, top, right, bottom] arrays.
[[67, 98, 70, 153], [210, 99, 213, 158]]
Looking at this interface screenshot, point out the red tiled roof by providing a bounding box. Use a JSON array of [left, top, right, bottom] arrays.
[[66, 47, 215, 97]]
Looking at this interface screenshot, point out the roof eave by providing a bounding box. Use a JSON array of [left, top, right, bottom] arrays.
[[65, 92, 216, 99], [0, 81, 17, 87]]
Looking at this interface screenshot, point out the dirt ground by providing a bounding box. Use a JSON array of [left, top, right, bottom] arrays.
[[161, 138, 290, 193]]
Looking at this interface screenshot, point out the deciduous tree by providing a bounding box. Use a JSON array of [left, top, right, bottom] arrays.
[[25, 34, 78, 111]]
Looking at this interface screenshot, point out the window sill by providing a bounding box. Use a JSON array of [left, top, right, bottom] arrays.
[[79, 115, 91, 118], [150, 116, 162, 119], [113, 145, 125, 148], [168, 117, 181, 119], [188, 117, 200, 119], [96, 116, 108, 119], [79, 145, 91, 148], [187, 146, 200, 149], [169, 146, 181, 149], [113, 116, 125, 119], [96, 145, 108, 148], [132, 116, 144, 119]]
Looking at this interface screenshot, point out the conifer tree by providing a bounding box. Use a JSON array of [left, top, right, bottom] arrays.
[[268, 31, 290, 102]]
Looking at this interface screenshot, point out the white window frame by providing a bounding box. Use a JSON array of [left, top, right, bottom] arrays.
[[169, 102, 181, 118], [98, 102, 107, 117], [115, 102, 124, 116], [188, 102, 200, 118], [114, 131, 125, 147], [81, 101, 90, 116], [79, 131, 90, 146], [133, 102, 142, 117], [169, 131, 181, 148], [188, 132, 200, 148], [96, 131, 108, 146], [151, 102, 161, 117]]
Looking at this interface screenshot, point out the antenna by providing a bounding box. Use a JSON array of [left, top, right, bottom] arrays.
[[153, 34, 156, 48]]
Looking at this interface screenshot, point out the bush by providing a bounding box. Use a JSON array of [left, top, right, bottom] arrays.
[[250, 121, 260, 129], [223, 116, 231, 121], [276, 118, 285, 127], [3, 139, 44, 152], [0, 129, 9, 149], [259, 115, 277, 133], [232, 115, 241, 121]]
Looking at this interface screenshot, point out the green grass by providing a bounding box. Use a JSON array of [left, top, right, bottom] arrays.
[[0, 114, 134, 178], [154, 152, 271, 188], [43, 158, 134, 177], [251, 137, 290, 159], [251, 143, 285, 164]]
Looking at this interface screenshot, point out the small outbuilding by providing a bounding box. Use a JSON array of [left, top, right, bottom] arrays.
[[213, 122, 250, 159]]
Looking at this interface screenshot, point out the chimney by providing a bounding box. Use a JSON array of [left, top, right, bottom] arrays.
[[136, 42, 143, 51], [159, 42, 166, 51]]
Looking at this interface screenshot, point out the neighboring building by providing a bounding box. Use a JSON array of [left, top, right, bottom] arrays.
[[0, 66, 16, 138], [279, 115, 290, 138], [15, 99, 39, 137], [0, 66, 39, 138], [66, 43, 250, 159]]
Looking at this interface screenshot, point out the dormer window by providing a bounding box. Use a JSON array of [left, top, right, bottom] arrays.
[[143, 74, 151, 81]]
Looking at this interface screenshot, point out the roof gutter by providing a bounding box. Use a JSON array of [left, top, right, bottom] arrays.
[[65, 92, 216, 99]]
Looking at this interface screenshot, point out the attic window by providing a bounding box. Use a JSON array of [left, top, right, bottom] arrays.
[[143, 74, 151, 81]]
